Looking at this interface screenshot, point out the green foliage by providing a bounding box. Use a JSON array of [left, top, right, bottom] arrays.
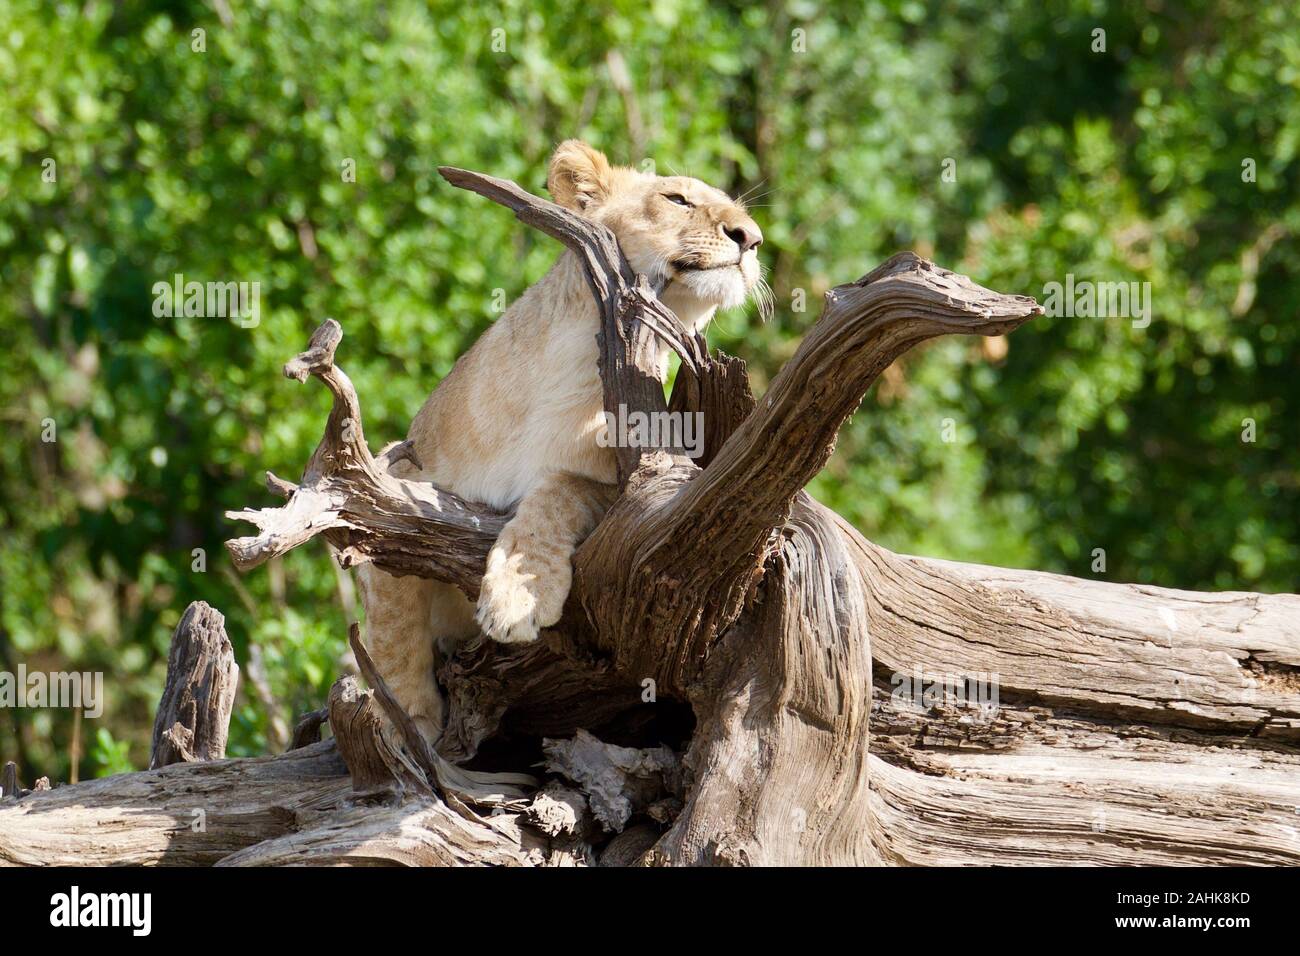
[[1, 0, 1296, 781], [90, 727, 134, 777]]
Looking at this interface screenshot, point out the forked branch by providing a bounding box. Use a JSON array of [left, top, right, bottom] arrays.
[[572, 254, 1041, 689], [224, 319, 507, 595], [433, 169, 1041, 692], [226, 169, 1040, 698]]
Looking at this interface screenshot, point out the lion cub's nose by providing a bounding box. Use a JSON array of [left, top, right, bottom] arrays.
[[723, 222, 763, 254]]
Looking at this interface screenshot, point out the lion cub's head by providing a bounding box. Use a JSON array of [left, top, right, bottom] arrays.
[[547, 140, 766, 325]]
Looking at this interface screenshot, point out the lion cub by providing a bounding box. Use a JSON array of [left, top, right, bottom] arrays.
[[357, 141, 763, 744]]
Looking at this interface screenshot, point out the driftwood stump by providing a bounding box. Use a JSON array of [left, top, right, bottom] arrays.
[[150, 601, 239, 769], [1, 167, 1297, 867]]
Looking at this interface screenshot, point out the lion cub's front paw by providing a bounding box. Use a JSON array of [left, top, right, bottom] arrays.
[[475, 541, 569, 645]]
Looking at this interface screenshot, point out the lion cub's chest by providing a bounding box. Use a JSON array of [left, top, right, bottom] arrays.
[[408, 296, 615, 511]]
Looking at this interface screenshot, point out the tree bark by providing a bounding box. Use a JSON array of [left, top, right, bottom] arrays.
[[150, 601, 239, 769], [1, 168, 1296, 867]]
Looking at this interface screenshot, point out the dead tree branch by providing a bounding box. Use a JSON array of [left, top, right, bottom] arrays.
[[4, 166, 1296, 867], [225, 320, 506, 595]]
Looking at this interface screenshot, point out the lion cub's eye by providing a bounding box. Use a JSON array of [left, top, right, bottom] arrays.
[[663, 193, 693, 208]]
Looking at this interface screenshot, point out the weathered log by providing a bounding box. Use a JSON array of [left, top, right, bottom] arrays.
[[329, 676, 419, 795], [0, 742, 352, 866], [845, 523, 1300, 739], [224, 322, 506, 594], [214, 793, 535, 867], [2, 542, 1296, 865], [0, 738, 549, 867], [210, 167, 1295, 866], [573, 254, 1038, 696], [542, 729, 681, 833], [4, 165, 1296, 867], [5, 579, 1293, 867], [150, 601, 239, 769]]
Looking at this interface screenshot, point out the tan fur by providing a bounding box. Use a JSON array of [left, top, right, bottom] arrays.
[[358, 141, 763, 743]]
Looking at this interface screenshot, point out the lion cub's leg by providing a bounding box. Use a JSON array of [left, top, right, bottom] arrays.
[[476, 472, 617, 644], [356, 566, 477, 744]]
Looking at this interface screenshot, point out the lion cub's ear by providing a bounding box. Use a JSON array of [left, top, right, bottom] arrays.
[[547, 140, 613, 211]]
